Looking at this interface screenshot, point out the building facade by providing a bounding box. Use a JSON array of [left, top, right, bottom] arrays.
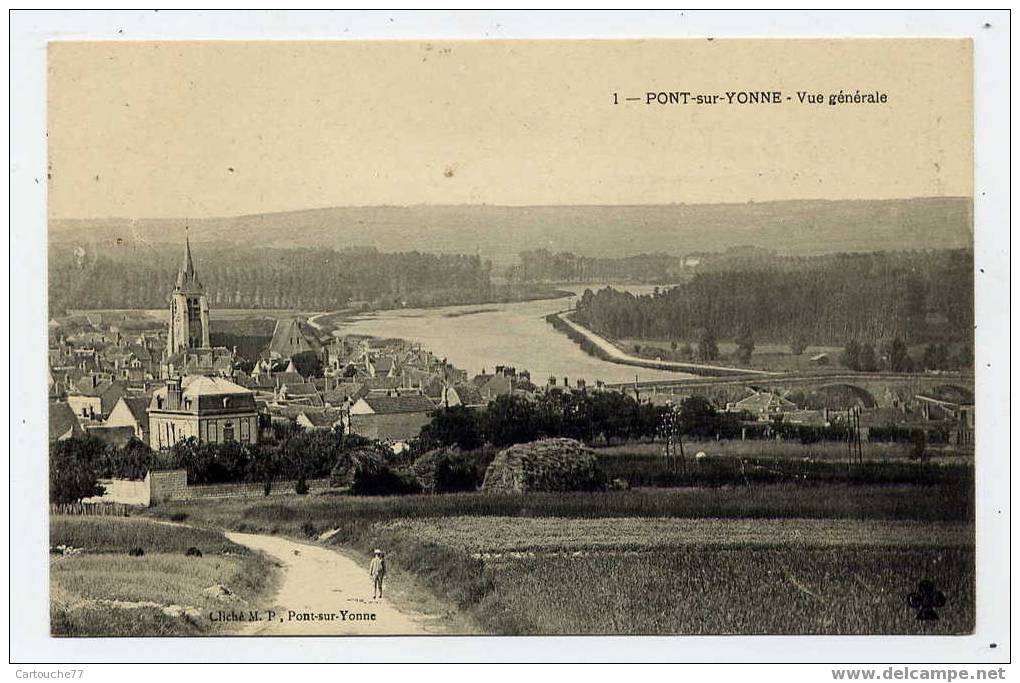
[[147, 375, 259, 450], [348, 394, 435, 442]]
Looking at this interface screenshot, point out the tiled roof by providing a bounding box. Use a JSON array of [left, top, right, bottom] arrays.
[[119, 396, 151, 423], [357, 395, 436, 415], [452, 384, 485, 406], [735, 392, 797, 411], [49, 401, 83, 441], [281, 382, 319, 396], [298, 409, 343, 428]]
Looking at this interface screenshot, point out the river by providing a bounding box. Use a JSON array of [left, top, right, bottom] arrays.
[[335, 285, 697, 385]]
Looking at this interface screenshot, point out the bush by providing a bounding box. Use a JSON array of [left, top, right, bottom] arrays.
[[329, 446, 420, 496], [50, 438, 106, 504], [352, 469, 421, 496], [301, 522, 318, 538], [410, 448, 485, 493], [418, 406, 484, 451], [184, 547, 203, 557], [128, 547, 145, 557], [101, 437, 157, 480], [169, 512, 188, 523], [294, 478, 309, 495]]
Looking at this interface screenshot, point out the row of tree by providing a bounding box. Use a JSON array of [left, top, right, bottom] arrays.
[[48, 244, 493, 314], [840, 338, 972, 372], [507, 249, 688, 284], [417, 392, 742, 452], [571, 250, 973, 347], [48, 425, 381, 503]]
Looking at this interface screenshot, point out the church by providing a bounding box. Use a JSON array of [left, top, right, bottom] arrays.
[[149, 232, 258, 450], [160, 232, 236, 379]]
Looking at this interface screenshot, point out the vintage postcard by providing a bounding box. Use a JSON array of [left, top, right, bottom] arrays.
[[12, 11, 1009, 666]]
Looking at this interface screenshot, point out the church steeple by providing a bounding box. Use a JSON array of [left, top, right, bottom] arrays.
[[182, 228, 195, 278], [175, 226, 202, 292], [166, 227, 211, 358]]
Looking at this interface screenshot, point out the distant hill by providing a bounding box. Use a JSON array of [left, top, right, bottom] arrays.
[[49, 197, 973, 265]]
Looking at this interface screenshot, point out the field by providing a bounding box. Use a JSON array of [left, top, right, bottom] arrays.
[[146, 471, 974, 635], [50, 516, 281, 637], [377, 516, 973, 554], [595, 443, 974, 487], [477, 546, 973, 635]]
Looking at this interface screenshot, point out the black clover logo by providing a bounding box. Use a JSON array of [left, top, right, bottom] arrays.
[[908, 580, 947, 621]]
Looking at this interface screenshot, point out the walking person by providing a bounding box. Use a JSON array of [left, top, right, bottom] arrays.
[[369, 549, 386, 599]]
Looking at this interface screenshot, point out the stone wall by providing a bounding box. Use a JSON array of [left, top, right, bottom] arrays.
[[186, 477, 332, 500], [143, 468, 333, 504], [146, 469, 188, 505]]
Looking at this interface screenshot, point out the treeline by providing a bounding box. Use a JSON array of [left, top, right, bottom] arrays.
[[572, 250, 973, 346], [507, 249, 688, 284], [48, 427, 388, 502], [48, 244, 493, 314], [51, 392, 954, 503], [420, 391, 666, 450], [419, 393, 882, 453]]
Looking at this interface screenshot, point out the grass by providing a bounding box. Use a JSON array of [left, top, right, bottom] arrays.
[[476, 546, 974, 635], [376, 516, 974, 554], [51, 516, 244, 555], [595, 449, 974, 488], [148, 481, 973, 534], [141, 476, 974, 636], [50, 516, 281, 637], [138, 434, 974, 636], [596, 439, 971, 462]]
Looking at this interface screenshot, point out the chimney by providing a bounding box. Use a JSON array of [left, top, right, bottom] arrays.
[[166, 376, 183, 410]]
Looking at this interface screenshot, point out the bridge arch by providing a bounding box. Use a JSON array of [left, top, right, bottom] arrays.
[[803, 383, 878, 410]]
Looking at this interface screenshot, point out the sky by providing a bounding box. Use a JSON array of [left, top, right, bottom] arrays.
[[48, 39, 972, 219]]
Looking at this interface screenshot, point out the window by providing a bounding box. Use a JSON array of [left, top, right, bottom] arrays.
[[223, 423, 235, 443], [208, 421, 217, 441], [240, 419, 250, 443]]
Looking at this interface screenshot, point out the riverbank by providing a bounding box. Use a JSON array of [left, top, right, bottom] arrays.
[[545, 310, 777, 378], [310, 286, 573, 337]]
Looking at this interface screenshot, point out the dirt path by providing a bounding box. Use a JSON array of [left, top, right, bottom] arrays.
[[225, 532, 428, 635]]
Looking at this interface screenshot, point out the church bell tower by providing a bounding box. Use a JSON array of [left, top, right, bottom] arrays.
[[166, 229, 210, 355]]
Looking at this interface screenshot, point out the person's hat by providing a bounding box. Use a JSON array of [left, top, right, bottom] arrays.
[[374, 549, 382, 554]]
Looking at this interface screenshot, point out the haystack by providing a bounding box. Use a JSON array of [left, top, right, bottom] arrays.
[[481, 438, 604, 493], [329, 447, 389, 489]]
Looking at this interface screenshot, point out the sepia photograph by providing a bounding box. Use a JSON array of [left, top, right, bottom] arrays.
[[9, 9, 1011, 668]]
